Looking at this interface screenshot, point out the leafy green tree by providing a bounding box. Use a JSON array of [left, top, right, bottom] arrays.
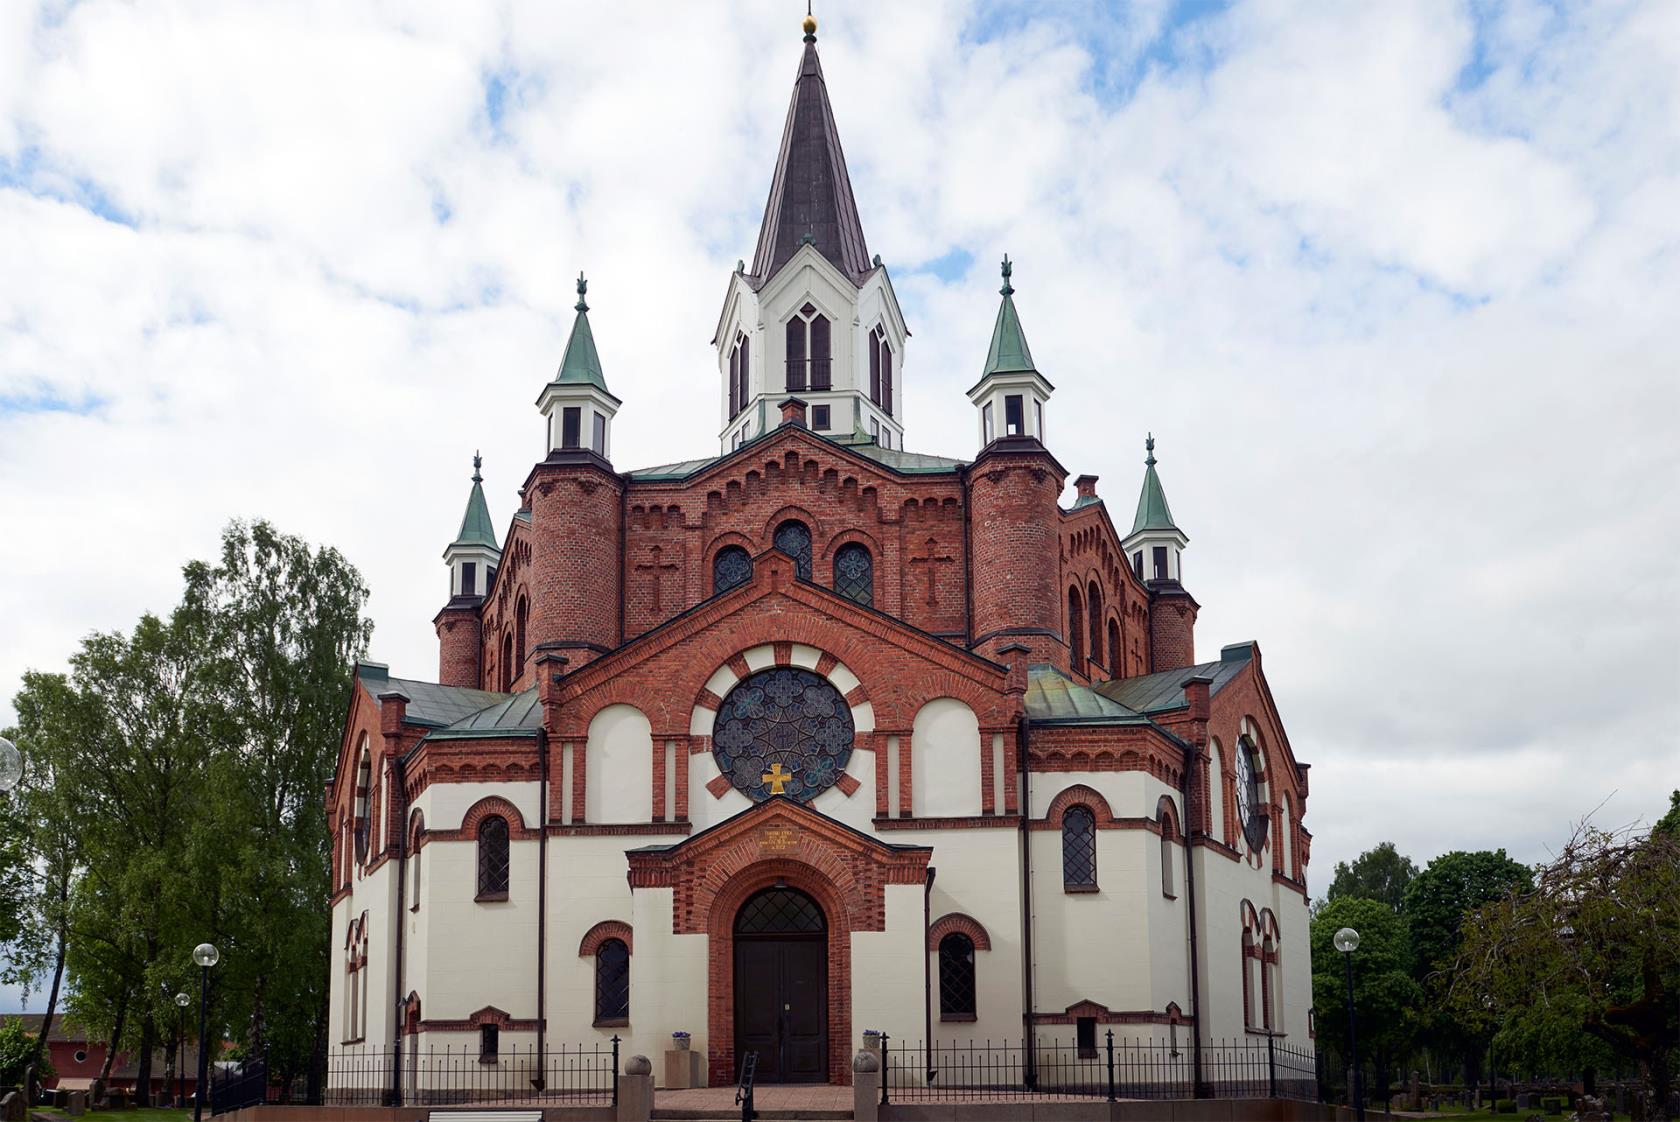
[[1311, 897, 1422, 1099], [1654, 790, 1680, 838], [178, 520, 371, 1093], [1325, 841, 1418, 912], [1403, 849, 1532, 1082], [1452, 826, 1680, 1121], [1404, 849, 1533, 977], [0, 1016, 56, 1086]]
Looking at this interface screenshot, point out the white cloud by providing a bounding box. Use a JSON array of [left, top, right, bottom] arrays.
[[1, 0, 1676, 893]]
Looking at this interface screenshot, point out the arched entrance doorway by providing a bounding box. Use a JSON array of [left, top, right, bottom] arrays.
[[732, 887, 828, 1083]]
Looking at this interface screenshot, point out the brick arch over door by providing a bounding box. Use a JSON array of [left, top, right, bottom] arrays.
[[704, 859, 855, 1087]]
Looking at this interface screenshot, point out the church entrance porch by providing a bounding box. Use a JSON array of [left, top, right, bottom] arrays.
[[732, 887, 829, 1083]]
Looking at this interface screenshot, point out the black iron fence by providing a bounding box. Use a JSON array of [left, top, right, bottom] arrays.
[[210, 1055, 269, 1116], [317, 1040, 617, 1106], [878, 1032, 1318, 1104]]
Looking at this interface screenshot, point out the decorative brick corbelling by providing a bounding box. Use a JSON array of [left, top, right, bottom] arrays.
[[577, 920, 633, 957], [928, 912, 992, 952]]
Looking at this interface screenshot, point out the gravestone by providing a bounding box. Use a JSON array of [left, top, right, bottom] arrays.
[[65, 1091, 87, 1116], [0, 1091, 24, 1122]]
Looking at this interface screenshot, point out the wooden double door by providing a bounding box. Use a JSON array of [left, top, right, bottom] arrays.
[[732, 888, 828, 1083]]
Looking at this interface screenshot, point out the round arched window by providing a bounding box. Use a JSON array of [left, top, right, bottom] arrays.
[[712, 667, 854, 802]]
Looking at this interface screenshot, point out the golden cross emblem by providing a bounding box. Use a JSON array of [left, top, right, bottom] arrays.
[[761, 762, 793, 795]]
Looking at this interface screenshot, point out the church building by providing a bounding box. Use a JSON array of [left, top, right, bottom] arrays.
[[329, 16, 1314, 1091]]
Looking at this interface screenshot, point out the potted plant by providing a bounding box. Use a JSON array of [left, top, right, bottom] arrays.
[[671, 1031, 691, 1052]]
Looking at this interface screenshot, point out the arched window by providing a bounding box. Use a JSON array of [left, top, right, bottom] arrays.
[[938, 933, 977, 1021], [515, 596, 528, 678], [352, 744, 372, 865], [409, 811, 425, 911], [1107, 618, 1121, 677], [1158, 799, 1177, 899], [1242, 926, 1256, 1029], [785, 304, 832, 392], [730, 333, 749, 417], [476, 815, 509, 900], [833, 543, 873, 606], [1087, 582, 1103, 672], [773, 520, 812, 580], [1067, 587, 1086, 672], [1062, 805, 1097, 890], [594, 938, 630, 1025], [500, 631, 514, 691], [869, 325, 894, 416], [713, 545, 753, 594]]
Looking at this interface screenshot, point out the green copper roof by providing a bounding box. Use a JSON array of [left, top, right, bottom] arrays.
[[552, 273, 608, 391], [451, 453, 499, 550], [982, 255, 1037, 376], [1130, 434, 1180, 535]]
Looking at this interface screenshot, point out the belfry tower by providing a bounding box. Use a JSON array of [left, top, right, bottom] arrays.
[[712, 13, 909, 452]]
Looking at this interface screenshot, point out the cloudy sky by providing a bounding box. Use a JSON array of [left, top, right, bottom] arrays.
[[2, 0, 1677, 988]]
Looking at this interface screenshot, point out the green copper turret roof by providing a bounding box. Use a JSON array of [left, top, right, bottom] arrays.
[[552, 273, 608, 391], [982, 255, 1038, 376], [1130, 434, 1180, 535], [451, 453, 499, 550]]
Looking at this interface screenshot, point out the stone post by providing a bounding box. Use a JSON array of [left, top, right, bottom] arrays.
[[617, 1056, 653, 1122], [852, 1051, 880, 1122]]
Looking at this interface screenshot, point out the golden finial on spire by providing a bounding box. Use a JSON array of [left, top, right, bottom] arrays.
[[803, 1, 817, 40]]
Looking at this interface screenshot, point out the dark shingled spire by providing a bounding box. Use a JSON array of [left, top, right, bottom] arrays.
[[750, 20, 872, 284]]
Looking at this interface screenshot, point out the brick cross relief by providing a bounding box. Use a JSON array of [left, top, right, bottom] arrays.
[[634, 545, 682, 613], [909, 537, 954, 607]]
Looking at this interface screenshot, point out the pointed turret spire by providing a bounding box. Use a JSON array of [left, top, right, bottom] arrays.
[[1131, 433, 1180, 535], [452, 452, 499, 549], [749, 13, 872, 282], [553, 272, 608, 390], [983, 254, 1038, 376], [967, 255, 1053, 447], [538, 272, 621, 458]]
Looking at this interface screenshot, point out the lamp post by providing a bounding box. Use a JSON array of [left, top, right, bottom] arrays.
[[175, 992, 191, 1108], [1334, 927, 1364, 1122], [192, 944, 219, 1122], [0, 736, 21, 792]]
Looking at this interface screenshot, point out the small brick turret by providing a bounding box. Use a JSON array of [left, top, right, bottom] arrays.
[[525, 454, 624, 669], [1123, 434, 1197, 669], [965, 435, 1068, 669], [963, 258, 1068, 670], [519, 274, 627, 672], [436, 454, 498, 688]]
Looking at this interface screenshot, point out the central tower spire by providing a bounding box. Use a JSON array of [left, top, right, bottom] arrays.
[[714, 14, 908, 455], [750, 13, 872, 282]]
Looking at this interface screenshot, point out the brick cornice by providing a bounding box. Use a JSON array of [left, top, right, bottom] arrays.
[[872, 814, 1021, 831]]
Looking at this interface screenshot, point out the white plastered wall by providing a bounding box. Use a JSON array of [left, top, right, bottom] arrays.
[[419, 835, 541, 1024], [850, 884, 927, 1060], [918, 828, 1023, 1043], [911, 699, 982, 818], [586, 704, 654, 824], [625, 886, 708, 1077]]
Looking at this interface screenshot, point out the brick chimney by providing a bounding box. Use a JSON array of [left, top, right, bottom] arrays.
[[1074, 474, 1099, 501], [778, 396, 809, 428]]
